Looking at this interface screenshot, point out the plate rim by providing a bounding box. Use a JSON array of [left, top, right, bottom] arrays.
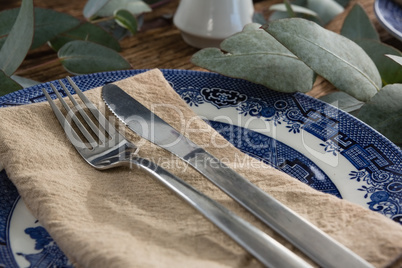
[[374, 0, 402, 41]]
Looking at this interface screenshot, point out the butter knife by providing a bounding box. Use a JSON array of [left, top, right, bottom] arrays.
[[102, 83, 373, 268]]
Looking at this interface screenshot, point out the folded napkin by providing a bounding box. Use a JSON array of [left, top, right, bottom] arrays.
[[0, 69, 401, 268]]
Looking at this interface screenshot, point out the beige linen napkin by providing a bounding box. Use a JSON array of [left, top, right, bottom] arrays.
[[0, 69, 401, 268]]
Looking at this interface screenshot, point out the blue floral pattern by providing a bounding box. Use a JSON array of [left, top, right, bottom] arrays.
[[349, 170, 370, 183], [209, 120, 341, 197], [320, 140, 341, 156], [17, 226, 73, 268], [0, 170, 72, 268], [0, 170, 19, 267], [176, 84, 402, 222], [201, 87, 247, 108], [176, 86, 204, 107]]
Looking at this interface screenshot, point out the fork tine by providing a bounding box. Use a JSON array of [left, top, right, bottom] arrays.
[[49, 83, 97, 148], [66, 77, 115, 141], [59, 78, 108, 144], [41, 87, 86, 148]]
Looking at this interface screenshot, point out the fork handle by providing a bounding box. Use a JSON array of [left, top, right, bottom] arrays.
[[129, 157, 312, 268]]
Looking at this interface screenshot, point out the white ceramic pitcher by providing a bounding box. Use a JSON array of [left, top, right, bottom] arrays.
[[173, 0, 254, 48]]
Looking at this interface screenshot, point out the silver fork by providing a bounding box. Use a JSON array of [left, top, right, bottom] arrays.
[[41, 77, 313, 268]]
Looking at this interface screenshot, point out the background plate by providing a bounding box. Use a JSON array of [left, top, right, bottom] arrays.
[[374, 0, 402, 41], [0, 69, 401, 267]]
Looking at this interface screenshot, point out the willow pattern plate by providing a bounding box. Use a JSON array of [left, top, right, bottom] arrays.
[[0, 69, 401, 267]]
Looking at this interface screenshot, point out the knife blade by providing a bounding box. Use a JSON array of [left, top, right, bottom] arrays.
[[102, 83, 373, 268]]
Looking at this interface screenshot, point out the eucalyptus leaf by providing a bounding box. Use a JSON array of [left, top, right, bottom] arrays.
[[114, 9, 138, 34], [269, 11, 321, 25], [0, 70, 23, 96], [83, 0, 109, 19], [341, 4, 379, 41], [0, 7, 80, 50], [0, 8, 19, 50], [319, 91, 364, 113], [0, 9, 18, 35], [48, 23, 121, 52], [357, 84, 402, 145], [263, 18, 381, 101], [97, 20, 131, 41], [94, 0, 151, 17], [10, 75, 40, 88], [191, 23, 315, 93], [269, 4, 318, 17], [31, 8, 81, 49], [284, 0, 296, 17], [334, 0, 351, 7], [0, 0, 34, 76], [386, 54, 402, 66], [253, 12, 268, 25], [305, 0, 344, 25], [58, 40, 131, 74], [269, 11, 293, 21], [268, 0, 320, 23], [268, 0, 336, 25], [355, 39, 402, 85]]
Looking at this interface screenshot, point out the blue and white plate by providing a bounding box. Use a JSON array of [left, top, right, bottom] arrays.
[[0, 69, 401, 267], [374, 0, 402, 41]]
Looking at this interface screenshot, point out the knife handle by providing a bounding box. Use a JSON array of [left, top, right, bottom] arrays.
[[186, 151, 373, 268], [130, 157, 312, 268]]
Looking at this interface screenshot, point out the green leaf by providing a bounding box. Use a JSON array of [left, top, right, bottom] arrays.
[[94, 0, 151, 17], [0, 8, 80, 50], [269, 11, 293, 21], [31, 8, 81, 49], [114, 9, 138, 34], [357, 84, 402, 145], [253, 12, 268, 25], [83, 0, 109, 19], [10, 75, 40, 88], [305, 0, 344, 25], [268, 0, 342, 25], [340, 4, 400, 85], [269, 11, 321, 25], [191, 23, 315, 93], [386, 54, 402, 66], [0, 8, 19, 50], [269, 4, 318, 17], [58, 40, 131, 74], [0, 0, 34, 76], [355, 39, 402, 85], [341, 4, 379, 41], [0, 70, 23, 96], [284, 0, 296, 17], [263, 18, 381, 102], [48, 23, 121, 52], [319, 91, 364, 114], [268, 0, 321, 24], [334, 0, 351, 7], [96, 20, 131, 41]]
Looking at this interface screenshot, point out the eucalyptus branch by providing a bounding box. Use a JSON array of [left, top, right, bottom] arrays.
[[88, 16, 115, 24], [191, 1, 402, 145]]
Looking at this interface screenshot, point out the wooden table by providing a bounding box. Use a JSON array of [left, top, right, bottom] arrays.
[[2, 0, 401, 98]]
